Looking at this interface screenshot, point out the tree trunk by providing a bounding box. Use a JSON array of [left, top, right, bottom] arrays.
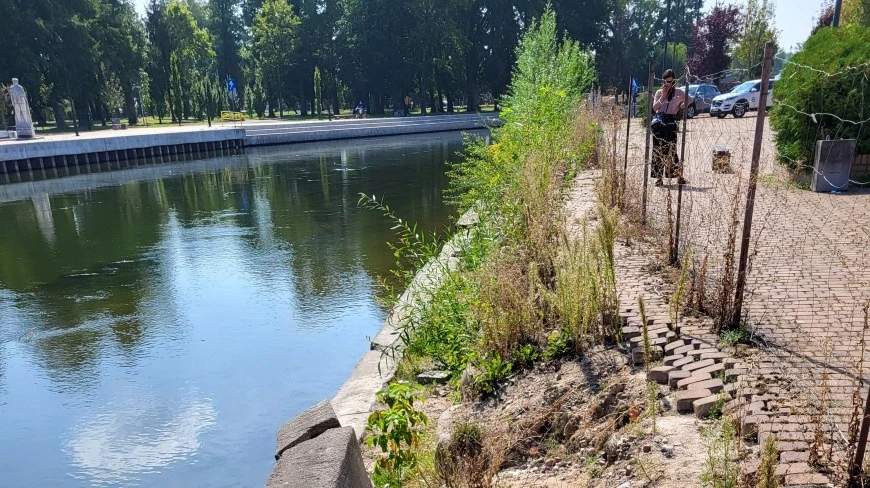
[[447, 90, 454, 113], [124, 87, 138, 126], [52, 102, 67, 128], [299, 81, 308, 116]]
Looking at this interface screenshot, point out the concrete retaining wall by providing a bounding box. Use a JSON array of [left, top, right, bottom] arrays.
[[245, 114, 501, 147], [266, 400, 372, 488]]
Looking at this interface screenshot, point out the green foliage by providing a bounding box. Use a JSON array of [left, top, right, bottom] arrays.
[[757, 434, 780, 488], [544, 328, 573, 358], [700, 418, 739, 488], [513, 343, 542, 367], [706, 395, 725, 420], [366, 382, 429, 487], [720, 328, 746, 347], [252, 0, 300, 113], [733, 0, 779, 78], [770, 25, 870, 168], [169, 52, 184, 124], [358, 194, 443, 298], [474, 352, 513, 395], [313, 66, 322, 116]]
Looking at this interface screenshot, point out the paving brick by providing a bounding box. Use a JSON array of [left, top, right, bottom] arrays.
[[691, 378, 725, 394], [664, 340, 686, 353], [682, 359, 716, 373], [700, 352, 729, 362], [779, 451, 810, 463], [774, 462, 813, 477], [671, 356, 696, 368], [677, 372, 712, 389], [784, 472, 830, 485], [647, 365, 675, 384], [668, 370, 691, 388], [663, 354, 684, 366], [675, 389, 713, 412], [691, 348, 719, 358], [673, 344, 696, 355], [693, 394, 722, 418], [695, 362, 726, 377]]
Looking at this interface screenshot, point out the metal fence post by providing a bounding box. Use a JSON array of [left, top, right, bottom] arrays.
[[671, 70, 691, 266], [731, 42, 775, 328], [623, 75, 633, 196], [642, 61, 654, 226]]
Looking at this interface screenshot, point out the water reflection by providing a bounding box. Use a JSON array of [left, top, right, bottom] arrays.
[[0, 132, 477, 487], [67, 392, 217, 486]]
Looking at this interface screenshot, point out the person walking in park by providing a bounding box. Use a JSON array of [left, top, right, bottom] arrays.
[[651, 69, 687, 186]]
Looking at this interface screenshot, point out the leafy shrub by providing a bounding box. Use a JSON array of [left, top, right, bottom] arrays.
[[366, 382, 429, 487], [771, 25, 870, 169]]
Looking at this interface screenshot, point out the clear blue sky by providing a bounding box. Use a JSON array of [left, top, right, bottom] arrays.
[[132, 0, 824, 52]]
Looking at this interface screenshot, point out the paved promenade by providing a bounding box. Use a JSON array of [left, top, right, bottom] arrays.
[[619, 113, 870, 484]]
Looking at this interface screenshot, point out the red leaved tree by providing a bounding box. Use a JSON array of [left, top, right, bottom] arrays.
[[687, 5, 742, 84]]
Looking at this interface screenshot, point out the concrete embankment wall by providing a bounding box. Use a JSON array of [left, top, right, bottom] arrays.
[[267, 212, 479, 487], [0, 114, 501, 175], [0, 129, 245, 174], [245, 114, 500, 147]]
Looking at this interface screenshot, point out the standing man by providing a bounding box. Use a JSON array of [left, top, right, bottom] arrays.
[[652, 69, 687, 186]]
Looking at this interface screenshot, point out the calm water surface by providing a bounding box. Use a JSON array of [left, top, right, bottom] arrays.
[[0, 131, 478, 487]]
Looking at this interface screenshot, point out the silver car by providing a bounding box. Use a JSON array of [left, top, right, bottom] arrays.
[[686, 84, 721, 118]]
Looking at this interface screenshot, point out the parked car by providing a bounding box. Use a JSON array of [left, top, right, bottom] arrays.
[[710, 78, 775, 118], [686, 84, 721, 118]]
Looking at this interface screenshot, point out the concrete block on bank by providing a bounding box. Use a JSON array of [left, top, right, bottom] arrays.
[[266, 426, 372, 488], [276, 400, 341, 460]]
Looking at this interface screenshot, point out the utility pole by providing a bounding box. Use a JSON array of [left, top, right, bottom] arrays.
[[833, 0, 843, 27]]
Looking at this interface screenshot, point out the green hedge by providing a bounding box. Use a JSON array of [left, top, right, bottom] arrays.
[[771, 25, 870, 169]]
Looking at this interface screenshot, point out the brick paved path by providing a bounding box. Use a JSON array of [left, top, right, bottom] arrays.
[[613, 113, 870, 485]]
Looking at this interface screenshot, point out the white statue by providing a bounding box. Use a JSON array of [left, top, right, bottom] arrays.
[[10, 78, 34, 138]]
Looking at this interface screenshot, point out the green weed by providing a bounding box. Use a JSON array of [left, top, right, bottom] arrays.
[[367, 383, 430, 487]]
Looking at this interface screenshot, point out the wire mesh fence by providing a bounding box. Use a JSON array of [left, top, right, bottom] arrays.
[[597, 47, 870, 485]]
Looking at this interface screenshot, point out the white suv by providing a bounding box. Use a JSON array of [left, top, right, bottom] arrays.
[[710, 79, 775, 118]]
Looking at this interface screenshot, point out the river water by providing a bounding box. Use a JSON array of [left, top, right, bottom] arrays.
[[0, 131, 478, 487]]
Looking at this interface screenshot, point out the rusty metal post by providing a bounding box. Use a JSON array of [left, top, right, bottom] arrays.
[[671, 70, 691, 266], [642, 61, 654, 226], [731, 42, 775, 328], [623, 75, 633, 196]]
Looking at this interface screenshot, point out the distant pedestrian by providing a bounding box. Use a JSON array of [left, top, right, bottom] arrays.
[[651, 69, 687, 186], [355, 101, 365, 118]]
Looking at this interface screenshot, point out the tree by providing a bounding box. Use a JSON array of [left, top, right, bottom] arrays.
[[252, 0, 301, 118], [208, 0, 243, 87], [313, 66, 322, 116], [688, 4, 742, 84], [170, 52, 184, 125], [733, 0, 779, 78]]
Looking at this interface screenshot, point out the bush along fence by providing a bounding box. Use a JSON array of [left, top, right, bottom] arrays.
[[612, 25, 870, 487]]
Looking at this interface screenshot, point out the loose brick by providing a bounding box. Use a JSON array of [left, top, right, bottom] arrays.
[[673, 344, 696, 355], [664, 339, 686, 353], [675, 389, 713, 412], [695, 362, 726, 377], [700, 352, 729, 362], [741, 414, 769, 440], [691, 348, 719, 358], [677, 372, 712, 389], [668, 370, 691, 388], [693, 394, 722, 419], [691, 379, 725, 394], [663, 354, 684, 366], [682, 359, 716, 373], [784, 473, 830, 485], [647, 366, 675, 384], [672, 356, 696, 368]]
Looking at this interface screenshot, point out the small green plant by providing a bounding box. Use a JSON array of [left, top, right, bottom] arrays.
[[474, 352, 513, 395], [720, 328, 745, 347], [514, 343, 541, 367], [646, 381, 658, 433], [700, 418, 739, 488], [756, 433, 780, 488], [671, 250, 691, 327], [544, 328, 572, 358], [366, 382, 430, 487], [638, 296, 652, 370], [706, 395, 726, 420]]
